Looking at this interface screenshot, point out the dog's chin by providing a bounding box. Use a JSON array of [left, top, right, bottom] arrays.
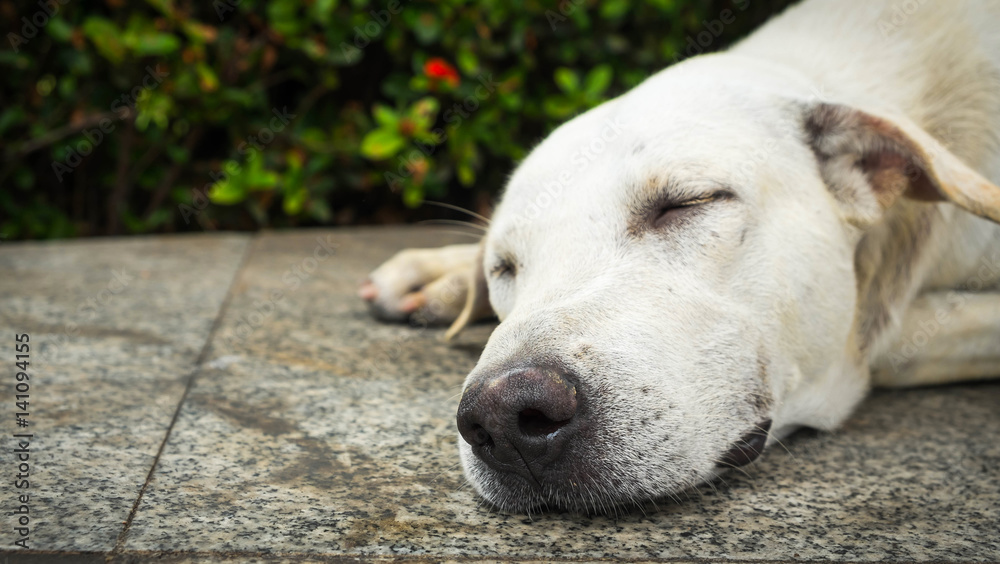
[[462, 453, 719, 516]]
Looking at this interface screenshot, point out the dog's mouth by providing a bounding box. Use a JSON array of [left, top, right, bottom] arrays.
[[717, 419, 772, 469]]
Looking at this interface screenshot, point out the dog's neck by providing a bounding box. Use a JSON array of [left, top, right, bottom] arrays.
[[732, 0, 1000, 367], [853, 201, 944, 359]]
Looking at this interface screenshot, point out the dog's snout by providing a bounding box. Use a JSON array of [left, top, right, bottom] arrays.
[[457, 366, 579, 482]]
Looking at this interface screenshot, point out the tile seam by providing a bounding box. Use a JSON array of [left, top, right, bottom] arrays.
[[106, 234, 258, 559]]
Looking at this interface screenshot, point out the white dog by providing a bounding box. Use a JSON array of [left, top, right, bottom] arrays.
[[360, 0, 1000, 513]]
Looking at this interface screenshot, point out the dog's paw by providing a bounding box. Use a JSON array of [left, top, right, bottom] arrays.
[[359, 244, 479, 325]]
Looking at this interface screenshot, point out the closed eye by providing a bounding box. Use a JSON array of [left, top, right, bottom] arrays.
[[490, 259, 516, 279], [652, 191, 732, 230]]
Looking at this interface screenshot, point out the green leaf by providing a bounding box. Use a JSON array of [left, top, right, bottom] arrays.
[[360, 128, 405, 160], [65, 50, 93, 75], [543, 95, 578, 119], [582, 65, 613, 98], [402, 184, 424, 207], [181, 22, 218, 44], [58, 75, 77, 98], [46, 18, 73, 42], [82, 17, 126, 65], [411, 12, 441, 44], [321, 70, 340, 89], [373, 104, 399, 128], [599, 0, 631, 20], [244, 159, 279, 190], [569, 7, 591, 30], [131, 33, 181, 57], [500, 91, 523, 111], [143, 0, 176, 17], [268, 0, 302, 36], [252, 173, 280, 190], [457, 46, 479, 74], [554, 67, 579, 94], [308, 198, 333, 222], [208, 180, 247, 205], [301, 38, 328, 60], [311, 0, 338, 25], [457, 162, 475, 186], [407, 97, 439, 130], [166, 145, 190, 164], [135, 91, 173, 131], [648, 0, 677, 13], [283, 150, 306, 204], [408, 75, 430, 93], [283, 188, 308, 215], [219, 87, 256, 108], [286, 149, 304, 171], [147, 208, 172, 228], [195, 62, 220, 92], [36, 74, 56, 96]]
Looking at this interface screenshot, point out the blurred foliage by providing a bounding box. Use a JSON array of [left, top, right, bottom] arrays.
[[0, 0, 794, 240]]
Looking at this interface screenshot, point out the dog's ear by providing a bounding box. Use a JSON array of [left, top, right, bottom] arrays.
[[445, 238, 491, 341], [803, 102, 1000, 227]]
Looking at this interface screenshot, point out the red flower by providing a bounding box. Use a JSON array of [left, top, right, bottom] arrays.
[[424, 57, 460, 88]]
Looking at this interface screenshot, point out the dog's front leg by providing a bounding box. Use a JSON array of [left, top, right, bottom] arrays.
[[359, 243, 481, 326], [872, 290, 1000, 387]]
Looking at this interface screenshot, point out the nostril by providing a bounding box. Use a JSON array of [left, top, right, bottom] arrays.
[[471, 424, 494, 448], [518, 408, 572, 437], [457, 409, 495, 449]]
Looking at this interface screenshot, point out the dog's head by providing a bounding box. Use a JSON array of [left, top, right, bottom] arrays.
[[450, 55, 1000, 513]]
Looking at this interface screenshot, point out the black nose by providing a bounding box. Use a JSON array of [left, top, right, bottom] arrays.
[[457, 366, 579, 482], [718, 419, 772, 468]]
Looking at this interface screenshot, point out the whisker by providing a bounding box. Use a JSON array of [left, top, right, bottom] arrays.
[[714, 458, 755, 480], [424, 200, 492, 224], [714, 465, 746, 484], [419, 218, 489, 231], [703, 476, 720, 496], [424, 228, 484, 240], [417, 219, 489, 232], [757, 425, 797, 460], [435, 461, 463, 481]]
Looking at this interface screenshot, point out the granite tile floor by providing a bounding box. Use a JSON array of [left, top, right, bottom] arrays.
[[1, 227, 998, 563]]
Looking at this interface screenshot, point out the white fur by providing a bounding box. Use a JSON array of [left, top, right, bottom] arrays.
[[362, 0, 1000, 512]]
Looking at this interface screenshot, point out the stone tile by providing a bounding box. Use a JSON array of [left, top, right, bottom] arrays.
[[0, 234, 249, 551], [125, 556, 650, 564], [124, 227, 1000, 562], [0, 552, 107, 563]]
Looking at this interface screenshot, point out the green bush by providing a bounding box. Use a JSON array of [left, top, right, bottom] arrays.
[[0, 0, 793, 239]]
